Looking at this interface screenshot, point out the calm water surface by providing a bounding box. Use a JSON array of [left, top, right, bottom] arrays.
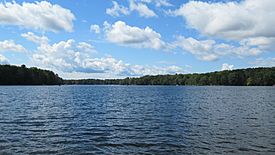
[[0, 86, 274, 154]]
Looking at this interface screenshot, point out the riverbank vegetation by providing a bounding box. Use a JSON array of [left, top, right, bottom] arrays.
[[0, 65, 62, 85], [0, 65, 274, 86], [65, 67, 275, 86]]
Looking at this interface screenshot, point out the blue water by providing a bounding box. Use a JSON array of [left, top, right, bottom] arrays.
[[0, 86, 274, 154]]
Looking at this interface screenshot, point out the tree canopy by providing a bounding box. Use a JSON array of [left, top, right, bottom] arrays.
[[0, 65, 274, 86], [0, 65, 63, 85], [65, 67, 275, 86]]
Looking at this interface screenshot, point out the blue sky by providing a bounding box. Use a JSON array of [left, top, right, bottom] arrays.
[[0, 0, 274, 79]]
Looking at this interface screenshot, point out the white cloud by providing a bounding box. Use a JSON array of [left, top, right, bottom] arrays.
[[240, 37, 275, 51], [155, 0, 172, 7], [21, 32, 95, 72], [104, 21, 165, 49], [0, 54, 9, 64], [106, 1, 130, 17], [129, 0, 157, 18], [173, 37, 218, 61], [173, 36, 262, 61], [77, 42, 95, 53], [0, 1, 75, 32], [22, 32, 183, 78], [90, 24, 101, 34], [130, 65, 183, 76], [0, 40, 26, 52], [139, 0, 172, 7], [21, 32, 49, 44], [172, 0, 275, 50], [103, 21, 111, 31], [60, 64, 183, 79], [221, 63, 234, 71], [101, 20, 263, 60], [30, 39, 96, 73], [252, 57, 275, 67], [106, 0, 157, 18], [173, 0, 275, 40]]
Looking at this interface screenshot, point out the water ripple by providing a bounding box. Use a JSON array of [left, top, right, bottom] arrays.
[[0, 86, 274, 154]]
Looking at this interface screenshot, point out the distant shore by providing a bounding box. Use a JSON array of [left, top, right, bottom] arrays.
[[0, 65, 274, 86], [64, 67, 275, 86]]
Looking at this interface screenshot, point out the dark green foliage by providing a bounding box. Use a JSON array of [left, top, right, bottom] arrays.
[[0, 65, 63, 85], [64, 67, 275, 86], [1, 65, 274, 86]]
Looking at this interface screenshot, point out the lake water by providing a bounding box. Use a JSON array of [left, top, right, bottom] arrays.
[[0, 86, 274, 154]]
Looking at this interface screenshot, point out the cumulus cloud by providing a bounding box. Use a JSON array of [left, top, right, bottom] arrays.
[[173, 37, 218, 61], [101, 20, 262, 60], [0, 54, 9, 64], [129, 0, 157, 18], [22, 32, 182, 77], [21, 32, 95, 72], [21, 32, 49, 44], [252, 57, 275, 67], [77, 42, 95, 53], [106, 1, 130, 17], [173, 36, 262, 61], [0, 1, 75, 32], [139, 0, 172, 7], [90, 24, 101, 34], [0, 40, 26, 52], [104, 21, 165, 49], [240, 37, 275, 51], [60, 64, 183, 79], [173, 0, 275, 39], [106, 0, 157, 18], [221, 63, 234, 71], [130, 65, 182, 76], [79, 57, 183, 76], [171, 0, 275, 50]]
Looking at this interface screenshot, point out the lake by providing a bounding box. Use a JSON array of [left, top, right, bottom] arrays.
[[0, 86, 274, 154]]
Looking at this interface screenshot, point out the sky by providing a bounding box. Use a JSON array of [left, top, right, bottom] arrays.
[[0, 0, 274, 79]]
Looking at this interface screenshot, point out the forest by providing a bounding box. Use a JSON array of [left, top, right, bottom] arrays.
[[0, 65, 274, 86], [0, 65, 63, 85], [65, 67, 275, 86]]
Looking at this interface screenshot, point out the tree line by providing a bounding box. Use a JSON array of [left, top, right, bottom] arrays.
[[0, 65, 63, 85], [65, 67, 275, 86], [0, 65, 274, 86]]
